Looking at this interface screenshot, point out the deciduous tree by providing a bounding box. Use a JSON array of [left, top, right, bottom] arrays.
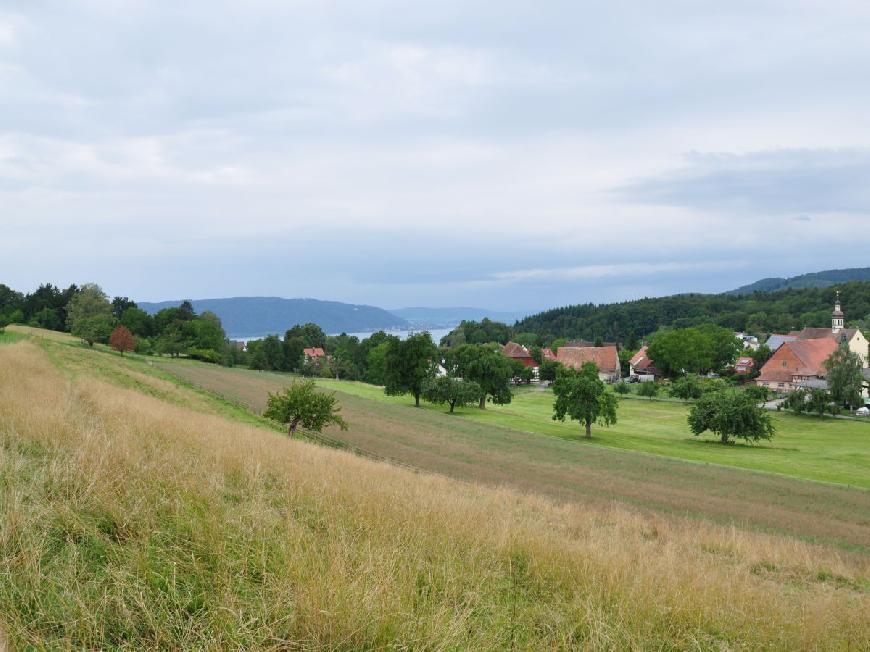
[[264, 380, 348, 437], [688, 390, 775, 444], [108, 325, 135, 355], [422, 376, 482, 413], [66, 283, 113, 347], [552, 362, 618, 438], [384, 332, 437, 407], [825, 341, 864, 410]]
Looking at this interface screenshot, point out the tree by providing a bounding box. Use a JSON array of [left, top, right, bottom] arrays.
[[263, 380, 348, 437], [825, 341, 864, 410], [120, 307, 153, 337], [614, 381, 631, 395], [637, 382, 659, 400], [538, 359, 561, 383], [285, 323, 326, 349], [108, 325, 135, 355], [448, 343, 514, 409], [282, 334, 305, 372], [261, 335, 285, 371], [552, 362, 618, 438], [688, 390, 775, 444], [422, 376, 482, 413], [669, 375, 702, 401], [66, 283, 113, 346], [384, 332, 438, 407], [111, 296, 137, 320]]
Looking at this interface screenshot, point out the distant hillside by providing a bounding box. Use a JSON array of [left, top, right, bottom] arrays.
[[729, 268, 870, 295], [138, 297, 408, 339], [389, 307, 529, 329], [514, 281, 870, 344]]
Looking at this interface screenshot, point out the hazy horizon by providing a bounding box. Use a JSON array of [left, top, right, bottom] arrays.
[[4, 2, 870, 310]]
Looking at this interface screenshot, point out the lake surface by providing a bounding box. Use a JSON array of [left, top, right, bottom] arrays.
[[237, 327, 453, 344]]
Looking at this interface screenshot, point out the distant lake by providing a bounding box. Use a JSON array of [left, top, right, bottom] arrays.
[[237, 327, 454, 344]]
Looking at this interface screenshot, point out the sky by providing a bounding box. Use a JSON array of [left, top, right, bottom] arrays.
[[2, 1, 870, 313]]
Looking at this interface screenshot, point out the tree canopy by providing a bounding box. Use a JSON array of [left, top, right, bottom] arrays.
[[422, 376, 482, 413], [446, 343, 513, 409], [66, 283, 113, 346], [688, 390, 775, 444], [384, 332, 437, 407], [552, 362, 618, 438], [263, 380, 348, 437], [824, 341, 865, 410]]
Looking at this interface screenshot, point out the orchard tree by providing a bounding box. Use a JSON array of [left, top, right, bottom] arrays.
[[552, 362, 618, 438], [66, 283, 113, 346], [614, 381, 631, 395], [825, 341, 864, 410], [637, 381, 659, 400], [108, 325, 135, 355], [264, 380, 348, 437], [688, 389, 775, 444], [384, 332, 438, 407], [669, 375, 702, 401], [422, 376, 482, 413]]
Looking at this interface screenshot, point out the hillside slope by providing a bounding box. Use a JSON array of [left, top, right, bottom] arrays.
[[138, 297, 408, 338], [1, 334, 868, 648], [729, 267, 870, 295]]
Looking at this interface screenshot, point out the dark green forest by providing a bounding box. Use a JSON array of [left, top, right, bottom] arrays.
[[515, 282, 870, 345]]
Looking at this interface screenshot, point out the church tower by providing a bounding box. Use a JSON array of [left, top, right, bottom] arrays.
[[832, 291, 844, 333]]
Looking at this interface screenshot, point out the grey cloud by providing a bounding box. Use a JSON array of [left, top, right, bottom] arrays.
[[619, 149, 870, 215]]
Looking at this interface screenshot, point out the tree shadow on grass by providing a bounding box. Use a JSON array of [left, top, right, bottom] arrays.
[[685, 438, 799, 452]]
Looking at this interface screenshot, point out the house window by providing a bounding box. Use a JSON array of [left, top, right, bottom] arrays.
[[782, 361, 788, 367], [778, 383, 784, 388]]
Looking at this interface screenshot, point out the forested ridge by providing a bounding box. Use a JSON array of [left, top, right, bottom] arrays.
[[515, 282, 870, 344]]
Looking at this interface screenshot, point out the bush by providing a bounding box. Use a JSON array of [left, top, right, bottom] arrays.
[[637, 382, 659, 399], [614, 381, 631, 395]]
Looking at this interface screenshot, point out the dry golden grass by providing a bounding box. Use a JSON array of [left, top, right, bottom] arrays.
[[1, 341, 868, 650]]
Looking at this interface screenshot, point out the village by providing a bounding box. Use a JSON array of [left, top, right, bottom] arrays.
[[497, 293, 870, 410]]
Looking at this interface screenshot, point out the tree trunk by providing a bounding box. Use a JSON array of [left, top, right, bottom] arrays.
[[449, 400, 456, 414], [414, 392, 420, 407], [479, 395, 486, 409], [585, 418, 592, 438], [288, 418, 300, 438], [720, 432, 729, 445]]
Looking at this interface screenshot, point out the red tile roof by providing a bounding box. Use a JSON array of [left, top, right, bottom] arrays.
[[555, 346, 619, 374], [542, 347, 557, 361], [629, 346, 648, 367], [303, 347, 326, 358], [757, 338, 838, 383], [502, 341, 533, 359]]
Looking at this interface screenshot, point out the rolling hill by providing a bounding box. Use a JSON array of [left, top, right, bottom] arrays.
[[729, 267, 870, 295], [138, 297, 409, 339]]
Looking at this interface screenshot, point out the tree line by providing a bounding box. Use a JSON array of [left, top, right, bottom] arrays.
[[513, 282, 870, 345]]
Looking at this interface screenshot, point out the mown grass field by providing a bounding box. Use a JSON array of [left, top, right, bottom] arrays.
[[145, 357, 870, 552], [1, 333, 869, 649]]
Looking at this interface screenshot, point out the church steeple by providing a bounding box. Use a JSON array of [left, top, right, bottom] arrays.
[[832, 290, 844, 332]]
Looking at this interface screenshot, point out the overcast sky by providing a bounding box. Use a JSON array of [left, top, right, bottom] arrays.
[[2, 1, 869, 312]]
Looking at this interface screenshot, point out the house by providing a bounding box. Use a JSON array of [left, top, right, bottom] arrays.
[[303, 347, 326, 360], [502, 341, 536, 367], [555, 345, 620, 382], [735, 332, 759, 350], [765, 334, 797, 352], [755, 338, 838, 392], [541, 347, 557, 361], [756, 293, 868, 392], [734, 356, 754, 374], [628, 345, 660, 378]]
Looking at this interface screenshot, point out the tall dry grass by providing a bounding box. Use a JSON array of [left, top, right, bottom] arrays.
[[0, 341, 868, 650]]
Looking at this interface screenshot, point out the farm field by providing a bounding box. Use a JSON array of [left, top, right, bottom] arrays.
[[148, 356, 870, 551], [1, 334, 869, 649]]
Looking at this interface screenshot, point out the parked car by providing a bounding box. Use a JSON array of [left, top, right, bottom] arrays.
[[856, 406, 870, 417]]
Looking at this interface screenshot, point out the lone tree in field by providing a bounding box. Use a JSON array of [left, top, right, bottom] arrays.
[[552, 362, 618, 438], [264, 380, 348, 438], [422, 376, 482, 413], [383, 332, 437, 407], [108, 325, 135, 355], [66, 283, 113, 347], [688, 389, 775, 445], [824, 341, 864, 411]]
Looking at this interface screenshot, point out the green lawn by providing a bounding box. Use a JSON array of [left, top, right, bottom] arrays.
[[302, 377, 870, 489]]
